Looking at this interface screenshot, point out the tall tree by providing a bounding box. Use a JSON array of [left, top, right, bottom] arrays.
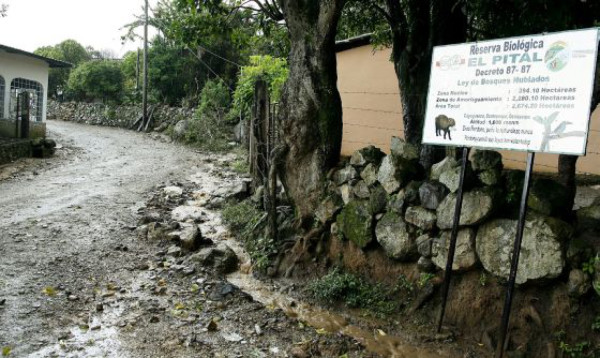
[[469, 0, 600, 211], [34, 39, 91, 97], [230, 0, 346, 221], [276, 0, 346, 221]]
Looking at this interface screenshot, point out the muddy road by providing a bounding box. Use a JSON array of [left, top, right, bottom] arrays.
[[0, 121, 470, 358]]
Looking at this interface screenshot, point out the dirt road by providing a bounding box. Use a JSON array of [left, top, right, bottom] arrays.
[[0, 121, 472, 358]]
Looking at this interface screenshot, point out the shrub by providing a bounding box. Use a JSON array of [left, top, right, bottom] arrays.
[[67, 60, 124, 103], [228, 55, 288, 122], [309, 268, 412, 315], [222, 200, 274, 271]]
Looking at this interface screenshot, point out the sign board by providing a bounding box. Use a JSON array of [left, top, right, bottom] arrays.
[[422, 28, 599, 155]]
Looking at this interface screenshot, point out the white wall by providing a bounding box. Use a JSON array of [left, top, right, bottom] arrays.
[[0, 50, 49, 121]]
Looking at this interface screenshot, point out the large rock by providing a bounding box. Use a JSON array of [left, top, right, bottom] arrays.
[[419, 181, 449, 210], [390, 136, 420, 161], [527, 179, 569, 217], [471, 150, 503, 171], [315, 194, 344, 224], [336, 200, 373, 248], [333, 165, 359, 185], [377, 155, 420, 194], [432, 228, 478, 271], [405, 206, 437, 231], [173, 119, 189, 139], [404, 181, 422, 205], [352, 181, 371, 199], [172, 206, 206, 223], [369, 184, 388, 215], [436, 189, 496, 229], [416, 234, 433, 258], [360, 163, 379, 186], [375, 212, 417, 261], [164, 186, 184, 197], [438, 161, 474, 193], [387, 191, 405, 214], [350, 146, 385, 167], [478, 169, 502, 186], [187, 243, 239, 274], [430, 157, 458, 181], [476, 215, 572, 284], [577, 203, 600, 234], [338, 184, 354, 205], [567, 269, 591, 297], [169, 224, 204, 251]]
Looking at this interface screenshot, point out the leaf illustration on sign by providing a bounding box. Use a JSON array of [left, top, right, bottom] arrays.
[[534, 111, 585, 151]]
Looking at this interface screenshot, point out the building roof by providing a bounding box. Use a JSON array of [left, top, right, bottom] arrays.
[[335, 33, 372, 52], [0, 44, 72, 68]]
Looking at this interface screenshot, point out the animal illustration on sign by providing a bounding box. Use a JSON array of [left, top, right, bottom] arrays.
[[435, 114, 456, 140]]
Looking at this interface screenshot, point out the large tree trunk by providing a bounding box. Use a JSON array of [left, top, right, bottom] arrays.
[[279, 0, 345, 221], [386, 0, 467, 170], [557, 42, 600, 211]]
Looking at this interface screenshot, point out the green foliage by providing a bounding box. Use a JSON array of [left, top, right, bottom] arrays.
[[229, 55, 288, 121], [479, 272, 488, 286], [182, 80, 233, 151], [558, 341, 591, 358], [67, 60, 124, 103], [222, 200, 274, 271], [34, 39, 91, 97], [198, 79, 231, 118], [417, 273, 435, 288], [592, 316, 600, 332], [309, 268, 412, 315], [582, 256, 599, 275]]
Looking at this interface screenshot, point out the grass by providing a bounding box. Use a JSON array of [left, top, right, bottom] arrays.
[[308, 268, 414, 316], [222, 200, 275, 272]]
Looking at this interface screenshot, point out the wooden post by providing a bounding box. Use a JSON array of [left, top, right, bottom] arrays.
[[17, 92, 30, 139], [142, 0, 149, 127]]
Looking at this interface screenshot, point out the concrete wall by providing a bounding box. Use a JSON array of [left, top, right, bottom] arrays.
[[0, 139, 31, 165], [0, 50, 49, 122], [336, 45, 600, 175], [0, 119, 46, 139]]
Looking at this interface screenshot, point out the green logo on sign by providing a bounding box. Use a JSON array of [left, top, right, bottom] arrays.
[[544, 41, 570, 71]]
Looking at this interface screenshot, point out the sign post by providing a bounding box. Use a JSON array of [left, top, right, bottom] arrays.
[[422, 28, 599, 355]]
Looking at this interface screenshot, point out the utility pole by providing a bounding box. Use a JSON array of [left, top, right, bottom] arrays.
[[136, 48, 140, 91], [142, 0, 149, 126]]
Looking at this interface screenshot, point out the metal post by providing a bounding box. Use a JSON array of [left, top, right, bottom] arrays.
[[496, 152, 535, 358], [142, 0, 149, 126], [437, 146, 469, 332]]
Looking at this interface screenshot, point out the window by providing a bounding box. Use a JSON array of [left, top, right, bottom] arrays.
[[0, 76, 4, 119], [9, 78, 43, 122]]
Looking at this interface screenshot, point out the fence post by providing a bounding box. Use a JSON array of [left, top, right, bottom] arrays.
[[17, 92, 30, 139]]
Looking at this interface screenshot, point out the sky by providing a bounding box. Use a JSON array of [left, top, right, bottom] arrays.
[[0, 0, 158, 58]]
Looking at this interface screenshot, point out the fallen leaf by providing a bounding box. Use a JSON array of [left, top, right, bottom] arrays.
[[175, 302, 185, 310], [316, 328, 329, 335], [190, 284, 200, 293], [2, 346, 11, 356], [42, 287, 56, 297], [377, 329, 387, 336]]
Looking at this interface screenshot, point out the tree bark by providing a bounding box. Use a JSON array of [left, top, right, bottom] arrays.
[[557, 41, 600, 211], [386, 0, 467, 170], [279, 0, 345, 221]]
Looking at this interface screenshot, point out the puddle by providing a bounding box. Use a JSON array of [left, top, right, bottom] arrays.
[[28, 306, 127, 358], [227, 270, 452, 358], [181, 159, 457, 358]]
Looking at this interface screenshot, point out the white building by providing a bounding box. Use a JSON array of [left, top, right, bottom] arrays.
[[0, 44, 70, 138]]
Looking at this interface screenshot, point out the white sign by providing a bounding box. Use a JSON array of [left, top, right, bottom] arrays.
[[422, 28, 599, 155]]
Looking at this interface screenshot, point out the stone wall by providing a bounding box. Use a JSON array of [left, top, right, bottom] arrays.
[[320, 138, 600, 292], [47, 101, 196, 130], [0, 138, 31, 165]]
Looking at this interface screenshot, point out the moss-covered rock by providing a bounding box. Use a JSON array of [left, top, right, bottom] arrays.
[[350, 145, 385, 167], [375, 211, 417, 260], [336, 200, 373, 248], [527, 178, 569, 217], [472, 149, 503, 172], [369, 184, 388, 215]]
